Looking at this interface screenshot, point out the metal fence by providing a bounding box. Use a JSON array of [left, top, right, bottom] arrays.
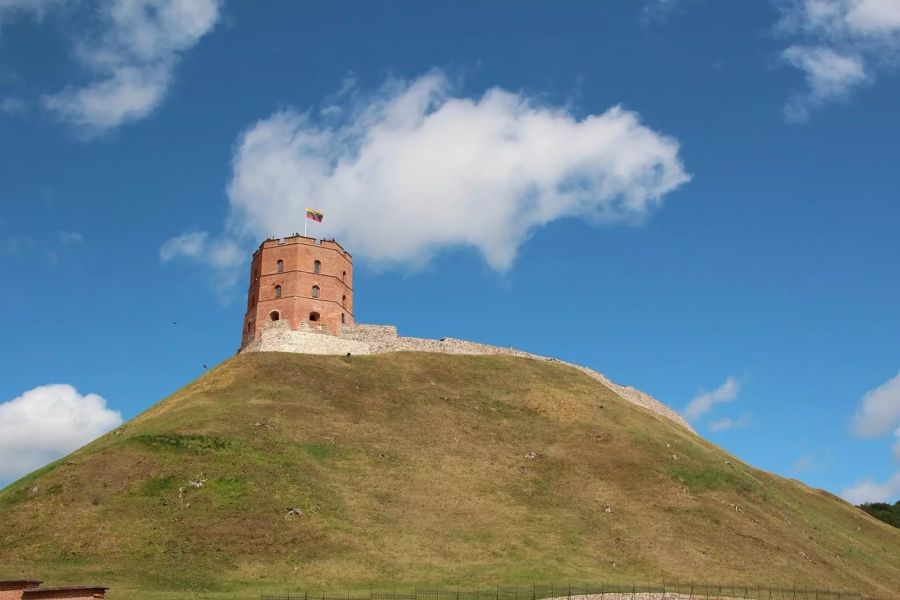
[[261, 584, 875, 600]]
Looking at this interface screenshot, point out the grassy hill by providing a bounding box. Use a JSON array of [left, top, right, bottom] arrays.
[[1, 352, 899, 599]]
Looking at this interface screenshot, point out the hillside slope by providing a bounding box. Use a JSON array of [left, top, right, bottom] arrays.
[[1, 352, 898, 598]]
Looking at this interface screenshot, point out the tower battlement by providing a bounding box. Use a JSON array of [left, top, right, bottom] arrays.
[[241, 235, 354, 347]]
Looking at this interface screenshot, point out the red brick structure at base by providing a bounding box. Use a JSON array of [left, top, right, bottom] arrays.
[[0, 582, 41, 600], [242, 236, 354, 347], [0, 582, 106, 600]]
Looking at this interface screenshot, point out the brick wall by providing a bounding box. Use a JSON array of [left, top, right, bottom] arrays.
[[22, 590, 105, 600], [0, 582, 41, 600], [242, 236, 353, 345]]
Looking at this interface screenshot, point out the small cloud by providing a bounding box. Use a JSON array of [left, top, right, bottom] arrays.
[[792, 449, 835, 474], [776, 0, 900, 122], [0, 0, 63, 24], [851, 371, 900, 438], [0, 235, 35, 256], [793, 453, 814, 473], [40, 0, 221, 134], [641, 0, 682, 24], [160, 231, 244, 292], [841, 472, 900, 505], [160, 231, 209, 261], [0, 96, 26, 115], [893, 428, 900, 463], [684, 376, 740, 422], [0, 384, 122, 483], [709, 412, 752, 432], [782, 45, 868, 123], [58, 230, 83, 246]]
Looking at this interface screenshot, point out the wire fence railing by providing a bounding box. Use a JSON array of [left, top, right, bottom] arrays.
[[261, 583, 877, 600]]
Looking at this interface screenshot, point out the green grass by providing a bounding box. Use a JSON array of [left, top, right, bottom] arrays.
[[1, 352, 898, 599]]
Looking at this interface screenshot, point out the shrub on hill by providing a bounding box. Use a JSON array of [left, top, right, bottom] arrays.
[[858, 500, 900, 528]]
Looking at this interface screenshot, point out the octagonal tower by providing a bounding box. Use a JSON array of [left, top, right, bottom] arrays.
[[241, 236, 353, 347]]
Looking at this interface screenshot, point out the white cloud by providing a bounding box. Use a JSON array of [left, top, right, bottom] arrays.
[[163, 71, 690, 280], [0, 96, 26, 115], [642, 0, 683, 23], [160, 231, 209, 261], [893, 427, 900, 462], [842, 471, 900, 504], [0, 0, 63, 22], [683, 376, 740, 422], [792, 449, 835, 474], [782, 45, 869, 122], [851, 371, 900, 438], [0, 384, 122, 482], [41, 0, 220, 133], [709, 412, 752, 432], [778, 0, 900, 122], [58, 230, 83, 245], [160, 231, 242, 270]]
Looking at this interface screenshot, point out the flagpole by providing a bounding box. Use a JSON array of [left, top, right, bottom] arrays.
[[304, 218, 308, 237]]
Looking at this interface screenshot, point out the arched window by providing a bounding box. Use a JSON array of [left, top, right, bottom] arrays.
[[342, 270, 346, 281], [342, 295, 347, 306], [313, 260, 321, 274], [309, 311, 320, 322], [277, 259, 284, 273], [270, 311, 280, 321], [274, 285, 282, 298], [311, 285, 320, 298]]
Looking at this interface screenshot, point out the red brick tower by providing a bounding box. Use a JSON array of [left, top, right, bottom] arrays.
[[241, 236, 354, 347]]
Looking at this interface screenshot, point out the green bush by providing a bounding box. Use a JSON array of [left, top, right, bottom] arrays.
[[858, 501, 900, 528]]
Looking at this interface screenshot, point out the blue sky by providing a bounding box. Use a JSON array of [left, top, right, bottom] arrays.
[[1, 0, 899, 502]]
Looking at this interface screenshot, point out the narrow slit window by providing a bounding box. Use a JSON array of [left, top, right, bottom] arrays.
[[274, 285, 282, 298], [313, 260, 321, 274], [277, 259, 284, 273], [311, 285, 320, 298]]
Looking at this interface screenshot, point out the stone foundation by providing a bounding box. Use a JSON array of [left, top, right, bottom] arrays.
[[241, 322, 694, 433]]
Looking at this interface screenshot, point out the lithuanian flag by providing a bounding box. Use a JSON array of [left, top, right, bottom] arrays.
[[306, 208, 324, 222]]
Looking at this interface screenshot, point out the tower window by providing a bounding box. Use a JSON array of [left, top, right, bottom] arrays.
[[309, 311, 320, 322], [342, 270, 346, 281], [313, 260, 321, 274], [277, 259, 284, 273], [311, 285, 320, 298], [342, 295, 347, 306], [270, 311, 280, 321], [341, 313, 345, 324], [274, 285, 282, 298]]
